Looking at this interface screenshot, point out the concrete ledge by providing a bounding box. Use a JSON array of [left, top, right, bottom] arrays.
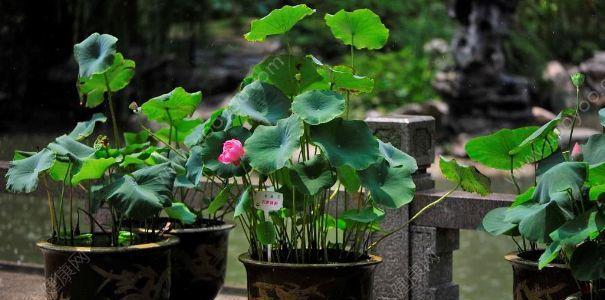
[[411, 190, 514, 230]]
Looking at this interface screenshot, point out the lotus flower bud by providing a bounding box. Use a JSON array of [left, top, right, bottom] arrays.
[[571, 142, 583, 161], [570, 72, 585, 88], [129, 101, 139, 113]]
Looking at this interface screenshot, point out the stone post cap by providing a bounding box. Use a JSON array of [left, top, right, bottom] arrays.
[[365, 115, 435, 168]]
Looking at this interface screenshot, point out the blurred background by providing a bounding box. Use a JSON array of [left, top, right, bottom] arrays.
[[1, 1, 604, 299]]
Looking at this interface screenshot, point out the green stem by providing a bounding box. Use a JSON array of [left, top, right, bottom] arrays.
[[567, 86, 581, 150], [104, 73, 121, 148], [366, 184, 459, 252], [510, 156, 521, 195], [137, 118, 186, 159]]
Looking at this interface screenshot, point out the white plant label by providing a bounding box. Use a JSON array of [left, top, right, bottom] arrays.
[[253, 191, 283, 212]]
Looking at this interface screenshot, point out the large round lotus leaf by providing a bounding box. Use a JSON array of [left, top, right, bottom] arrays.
[[229, 81, 290, 125], [251, 55, 324, 97], [289, 155, 336, 195], [582, 134, 605, 167], [292, 90, 345, 125], [77, 53, 135, 108], [465, 126, 557, 170], [245, 116, 303, 174], [377, 139, 417, 173], [244, 4, 315, 42], [358, 160, 415, 209], [200, 127, 251, 178], [324, 9, 389, 50], [6, 149, 56, 193], [517, 202, 569, 243], [141, 87, 202, 125], [310, 118, 381, 170], [532, 161, 587, 206], [482, 208, 518, 236], [73, 33, 118, 78]]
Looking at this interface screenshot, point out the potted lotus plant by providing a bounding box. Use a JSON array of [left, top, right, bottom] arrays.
[[216, 5, 491, 299], [122, 93, 244, 299], [5, 33, 180, 299], [468, 72, 605, 299]]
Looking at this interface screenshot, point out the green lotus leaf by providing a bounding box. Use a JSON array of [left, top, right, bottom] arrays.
[[234, 187, 251, 217], [289, 155, 336, 195], [184, 108, 227, 148], [292, 90, 345, 125], [229, 81, 290, 125], [511, 187, 536, 207], [124, 131, 149, 146], [164, 202, 196, 225], [336, 165, 361, 193], [600, 108, 605, 127], [71, 157, 117, 185], [73, 33, 118, 78], [245, 116, 303, 174], [570, 241, 605, 281], [310, 118, 381, 170], [481, 207, 518, 236], [5, 149, 55, 193], [439, 156, 490, 196], [48, 135, 96, 161], [314, 65, 374, 94], [465, 126, 558, 170], [256, 220, 277, 245], [536, 150, 565, 180], [582, 134, 605, 167], [184, 146, 204, 186], [77, 53, 135, 108], [589, 184, 605, 201], [538, 242, 561, 270], [141, 87, 202, 124], [278, 185, 306, 212], [49, 160, 71, 183], [98, 163, 175, 220], [244, 4, 315, 42], [68, 113, 107, 141], [532, 161, 588, 206], [358, 160, 415, 209], [511, 109, 574, 154], [251, 55, 324, 97], [207, 186, 231, 215], [324, 9, 389, 50], [156, 118, 202, 144], [321, 214, 347, 230], [518, 202, 570, 243], [201, 127, 251, 178], [550, 210, 605, 245], [341, 206, 385, 223], [378, 140, 417, 172]]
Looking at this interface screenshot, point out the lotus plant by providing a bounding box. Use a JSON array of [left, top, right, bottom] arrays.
[[200, 4, 491, 264], [472, 72, 605, 295], [5, 33, 177, 246]]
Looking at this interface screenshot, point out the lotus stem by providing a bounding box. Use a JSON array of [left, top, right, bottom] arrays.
[[104, 73, 121, 148]]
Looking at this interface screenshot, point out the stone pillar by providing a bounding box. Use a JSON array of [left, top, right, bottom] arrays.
[[366, 115, 435, 300]]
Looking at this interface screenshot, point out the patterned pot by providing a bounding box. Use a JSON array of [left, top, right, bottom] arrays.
[[239, 253, 382, 300], [168, 222, 235, 300], [506, 250, 579, 300], [37, 234, 179, 300]]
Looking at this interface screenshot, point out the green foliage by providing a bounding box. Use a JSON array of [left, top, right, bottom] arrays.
[[68, 113, 108, 141], [244, 115, 303, 174], [73, 33, 118, 78], [244, 4, 315, 42], [77, 53, 135, 108], [164, 202, 197, 225], [289, 155, 336, 195], [310, 118, 381, 170], [250, 55, 324, 97], [229, 81, 290, 125], [200, 127, 252, 178], [292, 90, 345, 125], [358, 160, 415, 209], [141, 87, 202, 125], [481, 208, 518, 236], [439, 157, 490, 196], [324, 9, 389, 50], [378, 140, 417, 172], [5, 149, 55, 193]]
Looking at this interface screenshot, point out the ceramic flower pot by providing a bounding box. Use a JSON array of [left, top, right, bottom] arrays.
[[37, 234, 179, 300], [506, 250, 579, 300], [565, 289, 604, 299], [167, 221, 235, 300], [239, 253, 382, 299]]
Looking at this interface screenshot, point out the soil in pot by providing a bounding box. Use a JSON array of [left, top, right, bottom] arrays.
[[37, 233, 179, 300], [239, 250, 382, 300], [135, 218, 236, 300], [506, 250, 579, 300]]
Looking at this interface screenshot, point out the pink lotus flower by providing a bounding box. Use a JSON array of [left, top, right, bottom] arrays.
[[218, 139, 245, 166], [571, 142, 583, 161]]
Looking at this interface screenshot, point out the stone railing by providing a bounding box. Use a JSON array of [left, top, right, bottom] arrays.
[[0, 115, 514, 300], [366, 116, 515, 300]]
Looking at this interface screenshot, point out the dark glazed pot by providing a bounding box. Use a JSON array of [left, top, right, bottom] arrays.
[[168, 222, 235, 300], [37, 234, 179, 300], [566, 289, 605, 299], [506, 250, 579, 300], [239, 253, 382, 300]]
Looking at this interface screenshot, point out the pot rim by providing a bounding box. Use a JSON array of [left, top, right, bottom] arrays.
[[36, 234, 179, 253], [504, 250, 569, 269], [166, 222, 236, 234], [238, 252, 382, 269]]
